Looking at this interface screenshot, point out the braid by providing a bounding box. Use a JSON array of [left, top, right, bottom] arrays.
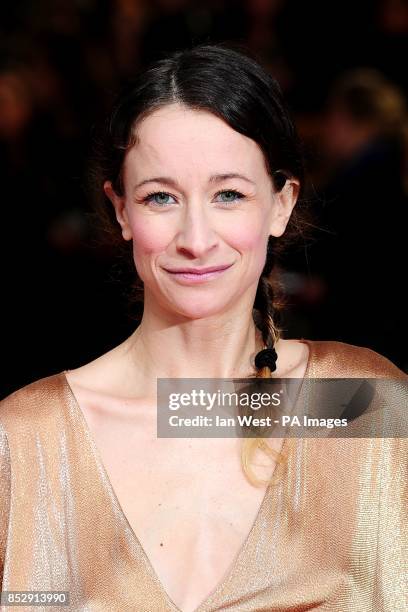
[[241, 236, 288, 487], [253, 235, 282, 375], [254, 277, 281, 348]]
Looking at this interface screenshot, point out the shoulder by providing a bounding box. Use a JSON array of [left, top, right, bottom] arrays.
[[0, 372, 67, 434], [306, 339, 408, 379]]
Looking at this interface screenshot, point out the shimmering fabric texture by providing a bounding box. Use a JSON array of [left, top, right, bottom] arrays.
[[0, 340, 407, 611]]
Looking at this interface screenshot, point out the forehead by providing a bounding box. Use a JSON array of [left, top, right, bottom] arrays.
[[123, 103, 269, 180]]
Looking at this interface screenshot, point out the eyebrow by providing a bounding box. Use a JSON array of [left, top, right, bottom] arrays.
[[133, 173, 256, 191]]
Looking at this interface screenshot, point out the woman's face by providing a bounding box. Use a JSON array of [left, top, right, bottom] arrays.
[[105, 103, 299, 319]]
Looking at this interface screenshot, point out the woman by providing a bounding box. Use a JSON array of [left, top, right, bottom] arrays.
[[0, 44, 407, 612]]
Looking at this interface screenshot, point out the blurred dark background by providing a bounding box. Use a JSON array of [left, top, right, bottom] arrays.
[[1, 0, 408, 397]]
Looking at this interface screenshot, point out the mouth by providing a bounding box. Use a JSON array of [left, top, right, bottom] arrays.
[[162, 263, 233, 284]]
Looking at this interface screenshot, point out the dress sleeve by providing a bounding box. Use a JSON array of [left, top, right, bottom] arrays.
[[375, 437, 408, 610], [0, 421, 11, 584], [358, 350, 408, 608]]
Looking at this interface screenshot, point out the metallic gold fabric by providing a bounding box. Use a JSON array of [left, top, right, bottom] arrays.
[[1, 340, 407, 611]]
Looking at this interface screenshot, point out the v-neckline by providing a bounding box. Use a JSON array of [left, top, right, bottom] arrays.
[[60, 338, 314, 612]]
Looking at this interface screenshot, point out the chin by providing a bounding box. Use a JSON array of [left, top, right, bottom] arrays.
[[173, 306, 225, 320], [169, 297, 231, 320]]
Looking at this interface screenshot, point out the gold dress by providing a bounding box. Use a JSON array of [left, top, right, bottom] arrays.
[[0, 339, 407, 611]]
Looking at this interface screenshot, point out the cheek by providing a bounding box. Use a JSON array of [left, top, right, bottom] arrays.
[[226, 217, 266, 261], [130, 218, 170, 255], [230, 214, 272, 283], [231, 227, 262, 250], [128, 218, 171, 281]]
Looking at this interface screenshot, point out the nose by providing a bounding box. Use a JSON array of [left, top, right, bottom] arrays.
[[174, 200, 219, 258]]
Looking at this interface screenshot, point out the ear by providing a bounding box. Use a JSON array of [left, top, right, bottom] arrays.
[[268, 177, 300, 237], [103, 181, 132, 241]]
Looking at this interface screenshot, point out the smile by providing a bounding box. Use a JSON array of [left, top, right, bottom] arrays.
[[163, 264, 233, 284]]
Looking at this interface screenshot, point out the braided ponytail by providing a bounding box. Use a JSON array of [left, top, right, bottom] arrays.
[[240, 235, 290, 487]]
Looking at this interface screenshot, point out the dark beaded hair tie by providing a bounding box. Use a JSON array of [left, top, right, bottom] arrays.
[[254, 347, 278, 373]]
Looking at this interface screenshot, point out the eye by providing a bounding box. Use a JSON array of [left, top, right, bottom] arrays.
[[214, 190, 245, 204], [142, 191, 176, 207], [142, 189, 245, 208]]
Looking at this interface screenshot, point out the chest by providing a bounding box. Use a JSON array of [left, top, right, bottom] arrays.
[[79, 395, 282, 611]]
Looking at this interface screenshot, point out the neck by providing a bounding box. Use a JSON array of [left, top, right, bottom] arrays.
[[123, 310, 265, 383]]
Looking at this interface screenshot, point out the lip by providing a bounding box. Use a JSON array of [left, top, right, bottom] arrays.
[[162, 263, 233, 284], [163, 264, 233, 274]]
